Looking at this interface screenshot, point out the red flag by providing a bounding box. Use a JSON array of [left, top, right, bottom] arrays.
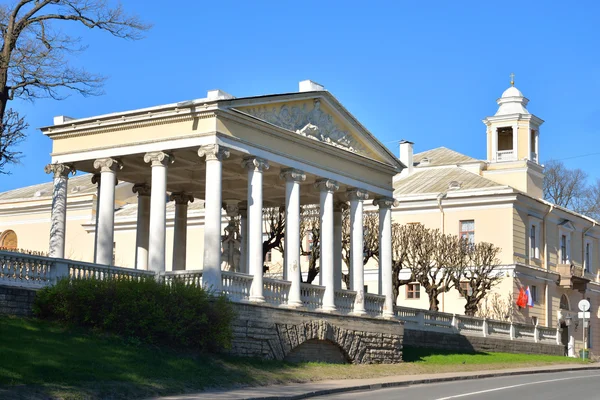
[[516, 287, 527, 308]]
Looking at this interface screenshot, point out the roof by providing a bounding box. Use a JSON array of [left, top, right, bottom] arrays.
[[394, 167, 504, 196], [0, 174, 98, 201], [413, 147, 480, 167]]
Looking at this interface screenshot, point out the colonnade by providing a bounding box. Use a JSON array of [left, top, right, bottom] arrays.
[[45, 145, 396, 317]]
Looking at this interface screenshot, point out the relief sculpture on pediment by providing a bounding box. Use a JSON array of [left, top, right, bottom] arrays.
[[242, 99, 366, 153]]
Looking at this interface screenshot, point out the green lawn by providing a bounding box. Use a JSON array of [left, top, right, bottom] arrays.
[[0, 316, 587, 400]]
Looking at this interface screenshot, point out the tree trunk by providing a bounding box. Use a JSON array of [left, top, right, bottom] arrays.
[[464, 301, 478, 316], [428, 289, 440, 311]]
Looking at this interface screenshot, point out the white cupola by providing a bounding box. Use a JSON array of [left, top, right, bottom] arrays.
[[495, 86, 530, 116]]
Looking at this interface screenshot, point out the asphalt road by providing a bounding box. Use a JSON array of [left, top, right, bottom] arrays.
[[316, 370, 600, 399]]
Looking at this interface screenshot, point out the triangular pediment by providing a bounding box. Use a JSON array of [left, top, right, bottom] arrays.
[[559, 220, 575, 232], [232, 94, 401, 169]]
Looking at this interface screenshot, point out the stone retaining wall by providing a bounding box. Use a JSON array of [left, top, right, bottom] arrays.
[[0, 285, 37, 317], [229, 302, 404, 364], [403, 328, 564, 356]]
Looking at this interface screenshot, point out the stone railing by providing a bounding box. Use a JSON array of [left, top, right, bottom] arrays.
[[263, 277, 290, 306], [496, 149, 515, 161], [300, 282, 325, 310], [334, 289, 356, 314], [221, 270, 251, 302], [69, 261, 155, 281], [160, 270, 203, 287], [0, 251, 55, 288], [394, 305, 561, 345], [365, 293, 386, 317]]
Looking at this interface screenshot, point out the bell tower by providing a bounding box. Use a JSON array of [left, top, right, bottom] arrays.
[[482, 75, 545, 198]]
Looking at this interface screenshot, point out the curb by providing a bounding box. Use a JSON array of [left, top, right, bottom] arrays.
[[243, 365, 600, 400]]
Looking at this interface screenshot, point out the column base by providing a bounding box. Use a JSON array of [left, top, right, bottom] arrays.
[[381, 311, 397, 320], [321, 305, 337, 313], [351, 309, 367, 317], [285, 300, 304, 309], [250, 296, 265, 303]]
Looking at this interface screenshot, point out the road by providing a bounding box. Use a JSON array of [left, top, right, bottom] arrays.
[[316, 370, 600, 399]]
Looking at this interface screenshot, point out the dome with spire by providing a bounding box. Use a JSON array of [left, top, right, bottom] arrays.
[[495, 85, 529, 116]]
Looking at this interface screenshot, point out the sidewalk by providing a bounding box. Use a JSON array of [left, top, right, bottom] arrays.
[[154, 363, 600, 400]]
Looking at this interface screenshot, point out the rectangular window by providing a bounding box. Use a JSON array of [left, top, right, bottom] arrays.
[[561, 235, 568, 263], [585, 242, 592, 272], [406, 283, 420, 299], [460, 220, 475, 244], [530, 285, 538, 303], [532, 316, 538, 326], [530, 224, 536, 258], [459, 281, 473, 297]]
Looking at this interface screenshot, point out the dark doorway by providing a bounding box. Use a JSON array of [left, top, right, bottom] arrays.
[[561, 322, 569, 356]]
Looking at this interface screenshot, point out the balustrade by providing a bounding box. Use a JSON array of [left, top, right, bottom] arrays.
[[263, 278, 291, 306], [300, 283, 325, 310], [221, 270, 251, 301], [334, 289, 356, 314], [365, 293, 385, 317], [0, 251, 53, 288]]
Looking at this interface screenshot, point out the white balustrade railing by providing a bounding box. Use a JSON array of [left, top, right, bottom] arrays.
[[365, 293, 385, 317], [497, 149, 515, 161], [301, 283, 325, 310], [0, 251, 55, 288], [221, 270, 251, 301], [394, 304, 562, 345], [334, 289, 356, 314], [263, 278, 291, 306], [161, 270, 203, 287], [69, 261, 154, 281]]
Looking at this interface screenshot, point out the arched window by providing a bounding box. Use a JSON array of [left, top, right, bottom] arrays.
[[0, 230, 18, 249], [560, 294, 570, 311]]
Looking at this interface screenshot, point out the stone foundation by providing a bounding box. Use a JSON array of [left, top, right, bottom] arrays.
[[229, 302, 404, 364], [403, 328, 564, 356], [0, 285, 37, 317]]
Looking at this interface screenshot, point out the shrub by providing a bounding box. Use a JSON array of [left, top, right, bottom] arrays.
[[33, 277, 234, 352]]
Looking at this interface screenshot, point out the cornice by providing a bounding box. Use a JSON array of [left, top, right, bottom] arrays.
[[45, 111, 216, 140]]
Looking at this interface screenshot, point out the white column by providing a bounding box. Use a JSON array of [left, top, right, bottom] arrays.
[[348, 188, 369, 315], [133, 183, 151, 270], [315, 179, 339, 312], [281, 168, 306, 308], [44, 163, 75, 258], [375, 197, 397, 318], [144, 152, 173, 274], [238, 201, 248, 274], [243, 156, 269, 303], [199, 144, 230, 289], [91, 173, 101, 263], [93, 158, 122, 265], [333, 202, 345, 290], [170, 192, 193, 271]]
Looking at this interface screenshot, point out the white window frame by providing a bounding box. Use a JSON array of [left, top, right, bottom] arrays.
[[528, 217, 541, 262], [558, 222, 574, 264], [584, 238, 593, 273]]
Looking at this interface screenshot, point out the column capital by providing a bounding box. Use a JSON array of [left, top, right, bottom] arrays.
[[91, 173, 101, 185], [170, 191, 194, 205], [280, 168, 306, 182], [373, 197, 398, 209], [346, 188, 369, 202], [198, 144, 230, 161], [132, 183, 151, 196], [222, 199, 239, 217], [242, 156, 269, 172], [144, 151, 174, 167], [94, 157, 123, 173], [44, 163, 75, 178], [314, 178, 339, 193], [334, 201, 349, 212]]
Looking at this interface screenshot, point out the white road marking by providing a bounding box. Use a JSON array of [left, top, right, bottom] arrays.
[[436, 373, 600, 399]]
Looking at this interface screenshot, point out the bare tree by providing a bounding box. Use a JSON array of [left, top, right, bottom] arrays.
[[454, 242, 503, 316], [543, 160, 599, 218], [476, 292, 517, 322], [391, 222, 413, 305], [300, 205, 320, 283], [262, 206, 285, 271], [0, 1, 149, 172], [341, 210, 379, 288]]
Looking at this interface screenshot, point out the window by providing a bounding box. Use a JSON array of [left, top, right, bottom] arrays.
[[459, 281, 473, 297], [532, 316, 538, 326], [0, 230, 17, 249], [530, 285, 538, 304], [497, 127, 514, 151], [585, 240, 593, 273], [561, 235, 568, 263], [406, 283, 420, 299], [460, 220, 475, 244], [263, 234, 272, 263]]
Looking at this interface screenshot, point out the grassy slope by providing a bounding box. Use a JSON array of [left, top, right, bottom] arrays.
[[0, 316, 586, 400]]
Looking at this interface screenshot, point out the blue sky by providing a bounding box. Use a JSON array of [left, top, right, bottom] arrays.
[[3, 0, 600, 191]]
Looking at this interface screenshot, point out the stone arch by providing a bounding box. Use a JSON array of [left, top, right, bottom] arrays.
[[284, 338, 350, 364], [0, 230, 17, 249], [274, 320, 396, 364], [560, 294, 570, 310]]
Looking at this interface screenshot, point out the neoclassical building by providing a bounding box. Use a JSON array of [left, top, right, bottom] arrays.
[[33, 80, 402, 316], [392, 82, 599, 357]]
